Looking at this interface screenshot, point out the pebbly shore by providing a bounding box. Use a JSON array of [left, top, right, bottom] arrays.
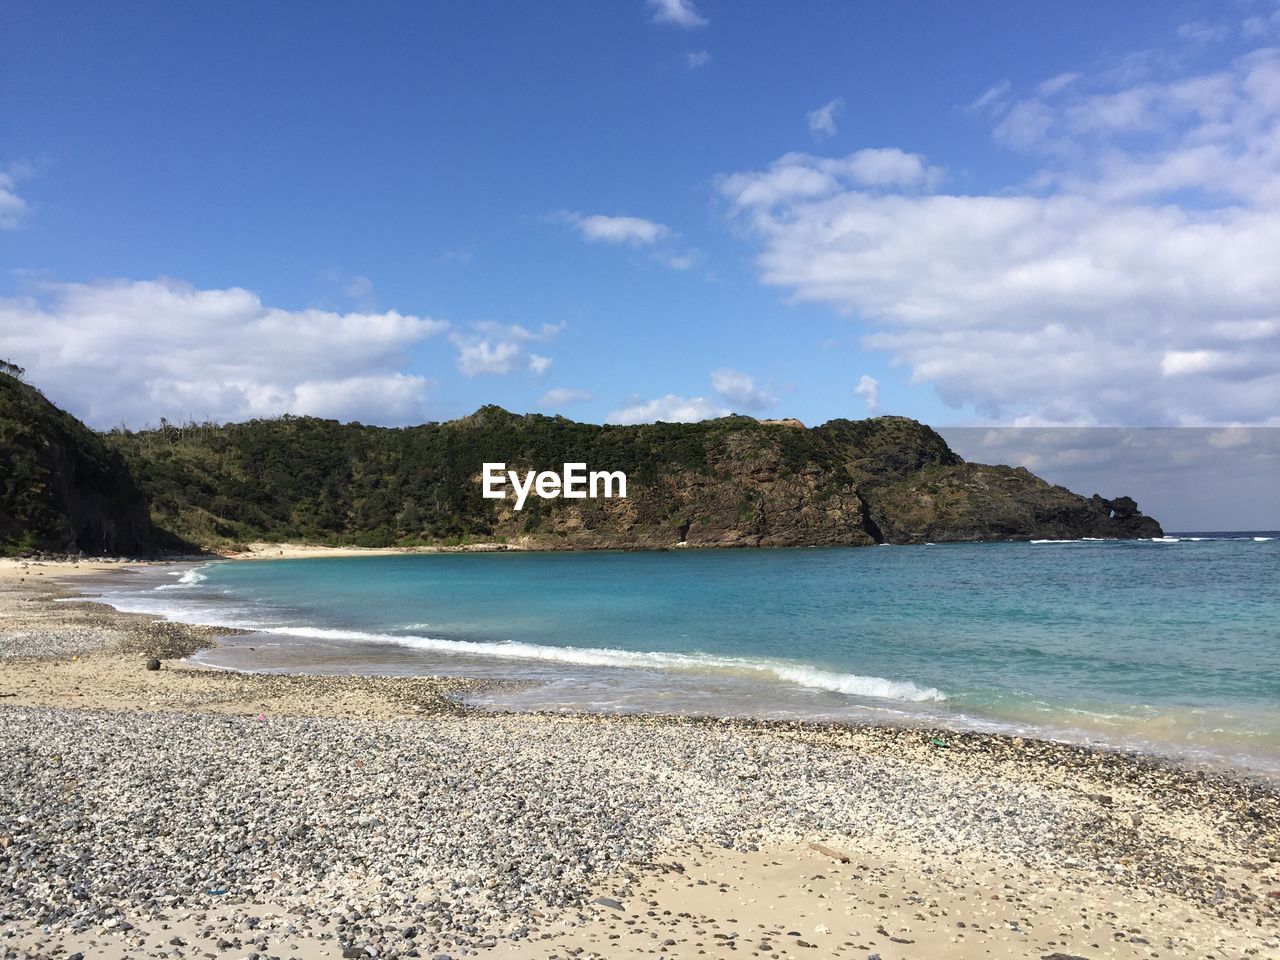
[[1, 567, 1277, 960]]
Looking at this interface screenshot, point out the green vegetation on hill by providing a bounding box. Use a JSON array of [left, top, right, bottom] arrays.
[[103, 407, 878, 547], [0, 368, 158, 555], [1, 369, 1162, 554]]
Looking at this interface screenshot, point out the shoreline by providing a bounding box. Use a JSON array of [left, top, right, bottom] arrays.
[[5, 553, 1278, 781], [2, 564, 1278, 959]]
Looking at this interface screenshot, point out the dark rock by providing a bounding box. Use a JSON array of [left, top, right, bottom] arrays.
[[145, 658, 161, 671]]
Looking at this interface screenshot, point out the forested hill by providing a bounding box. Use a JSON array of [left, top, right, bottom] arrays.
[[94, 403, 1161, 551], [0, 368, 157, 555]]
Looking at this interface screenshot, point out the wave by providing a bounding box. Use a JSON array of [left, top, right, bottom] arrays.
[[154, 565, 212, 590], [261, 625, 947, 703]]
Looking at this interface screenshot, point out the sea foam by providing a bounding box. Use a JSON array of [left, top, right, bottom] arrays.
[[262, 625, 947, 703]]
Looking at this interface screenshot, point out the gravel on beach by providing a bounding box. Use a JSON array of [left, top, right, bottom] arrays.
[[1, 572, 1278, 960]]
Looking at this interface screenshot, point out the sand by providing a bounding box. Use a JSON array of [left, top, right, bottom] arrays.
[[220, 542, 517, 560]]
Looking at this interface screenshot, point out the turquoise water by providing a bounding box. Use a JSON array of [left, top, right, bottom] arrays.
[[98, 535, 1280, 773]]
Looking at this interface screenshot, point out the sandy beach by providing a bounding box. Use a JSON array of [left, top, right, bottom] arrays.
[[1, 560, 1278, 960], [216, 542, 518, 561]]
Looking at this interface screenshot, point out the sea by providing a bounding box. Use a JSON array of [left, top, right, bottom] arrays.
[[83, 534, 1280, 776]]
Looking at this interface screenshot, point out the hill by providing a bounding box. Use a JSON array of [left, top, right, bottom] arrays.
[[95, 403, 1162, 550], [0, 368, 157, 555]]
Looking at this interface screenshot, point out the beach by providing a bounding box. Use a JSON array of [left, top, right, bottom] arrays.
[[1, 559, 1278, 960]]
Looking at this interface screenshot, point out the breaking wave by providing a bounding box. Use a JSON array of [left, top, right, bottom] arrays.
[[261, 625, 947, 703], [154, 566, 211, 590]]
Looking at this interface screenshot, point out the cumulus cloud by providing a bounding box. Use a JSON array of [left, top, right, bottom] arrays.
[[557, 211, 701, 270], [538, 387, 593, 408], [687, 50, 711, 69], [719, 45, 1280, 426], [710, 368, 776, 411], [565, 212, 669, 246], [854, 374, 880, 413], [0, 164, 31, 229], [646, 0, 707, 29], [717, 148, 942, 208], [453, 339, 522, 376], [0, 277, 447, 427], [806, 97, 844, 139], [450, 321, 561, 377], [608, 367, 777, 423], [607, 394, 730, 425]]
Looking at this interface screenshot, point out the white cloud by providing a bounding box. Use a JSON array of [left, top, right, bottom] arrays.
[[454, 339, 522, 376], [646, 0, 707, 29], [609, 367, 778, 423], [291, 373, 430, 424], [562, 212, 668, 246], [0, 277, 447, 427], [720, 46, 1280, 426], [450, 321, 561, 377], [854, 374, 880, 413], [557, 211, 700, 270], [710, 368, 776, 410], [0, 164, 30, 229], [717, 148, 942, 208], [1036, 72, 1081, 97], [538, 387, 593, 407], [969, 80, 1012, 113], [687, 50, 711, 69], [806, 97, 844, 139], [607, 394, 730, 424]]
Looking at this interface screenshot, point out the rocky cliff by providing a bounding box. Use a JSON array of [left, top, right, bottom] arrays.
[[0, 371, 157, 555]]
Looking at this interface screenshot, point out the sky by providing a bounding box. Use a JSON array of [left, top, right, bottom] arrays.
[[2, 1, 1278, 526]]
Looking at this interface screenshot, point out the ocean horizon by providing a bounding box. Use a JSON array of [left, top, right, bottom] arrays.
[[87, 532, 1280, 776]]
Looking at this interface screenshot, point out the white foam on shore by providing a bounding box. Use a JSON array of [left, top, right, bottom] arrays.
[[261, 625, 947, 703]]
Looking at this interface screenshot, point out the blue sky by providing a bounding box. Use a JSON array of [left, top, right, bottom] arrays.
[[2, 0, 1280, 437]]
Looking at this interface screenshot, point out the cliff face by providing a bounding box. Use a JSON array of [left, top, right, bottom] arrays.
[[0, 373, 156, 555], [102, 405, 1162, 550], [866, 463, 1162, 544]]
